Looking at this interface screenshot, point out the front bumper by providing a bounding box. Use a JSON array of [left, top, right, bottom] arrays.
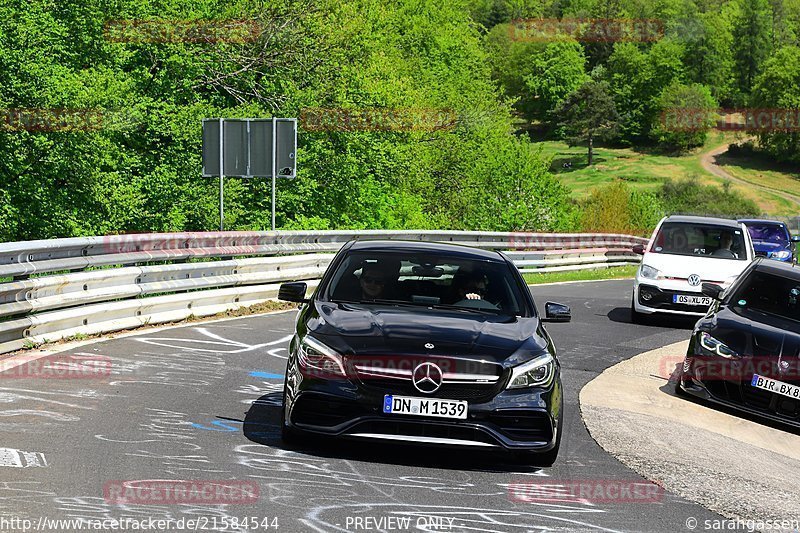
[[285, 377, 562, 451], [633, 281, 710, 317], [679, 354, 800, 428]]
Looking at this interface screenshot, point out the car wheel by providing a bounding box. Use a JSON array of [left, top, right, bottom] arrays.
[[280, 390, 301, 446]]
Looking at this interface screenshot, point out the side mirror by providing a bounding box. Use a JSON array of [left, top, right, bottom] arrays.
[[543, 301, 571, 322], [632, 244, 645, 255], [701, 283, 724, 300], [278, 282, 309, 303], [791, 235, 800, 243]]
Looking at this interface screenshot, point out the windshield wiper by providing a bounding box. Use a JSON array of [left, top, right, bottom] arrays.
[[427, 303, 511, 315]]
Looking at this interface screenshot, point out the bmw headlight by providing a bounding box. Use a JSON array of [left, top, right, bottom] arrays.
[[298, 336, 347, 378], [507, 354, 555, 389], [773, 250, 791, 260], [699, 332, 739, 359], [640, 264, 661, 279]]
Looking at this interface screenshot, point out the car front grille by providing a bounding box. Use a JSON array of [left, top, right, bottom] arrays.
[[703, 377, 800, 422], [348, 355, 504, 402]]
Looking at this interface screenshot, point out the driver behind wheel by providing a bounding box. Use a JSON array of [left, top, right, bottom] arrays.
[[450, 270, 489, 302], [712, 231, 738, 259]]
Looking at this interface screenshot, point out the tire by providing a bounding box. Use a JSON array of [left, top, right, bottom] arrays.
[[280, 390, 301, 446]]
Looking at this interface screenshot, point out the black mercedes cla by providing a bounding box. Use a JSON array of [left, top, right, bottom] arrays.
[[679, 258, 800, 427], [277, 240, 570, 465]]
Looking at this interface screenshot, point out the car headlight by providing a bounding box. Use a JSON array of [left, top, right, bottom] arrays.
[[507, 353, 555, 389], [699, 332, 739, 359], [640, 264, 661, 279], [298, 336, 347, 378], [773, 250, 791, 260]]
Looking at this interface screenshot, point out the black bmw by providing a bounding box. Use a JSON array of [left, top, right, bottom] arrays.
[[278, 240, 570, 465], [679, 258, 800, 427]]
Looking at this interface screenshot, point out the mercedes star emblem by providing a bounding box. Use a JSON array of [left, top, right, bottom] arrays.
[[412, 362, 443, 394], [687, 274, 701, 287]]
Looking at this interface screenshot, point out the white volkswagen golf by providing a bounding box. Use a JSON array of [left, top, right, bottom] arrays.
[[631, 215, 755, 321]]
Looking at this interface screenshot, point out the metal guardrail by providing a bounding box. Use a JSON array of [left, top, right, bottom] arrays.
[[0, 231, 645, 355]]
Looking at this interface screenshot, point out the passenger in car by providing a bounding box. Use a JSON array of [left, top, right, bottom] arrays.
[[359, 264, 389, 300], [359, 259, 402, 300]]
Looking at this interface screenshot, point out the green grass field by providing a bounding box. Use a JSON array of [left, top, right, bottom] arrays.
[[523, 265, 638, 285], [534, 132, 799, 216], [715, 152, 800, 208]]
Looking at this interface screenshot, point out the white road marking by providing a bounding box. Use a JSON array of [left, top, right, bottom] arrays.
[[0, 448, 47, 468]]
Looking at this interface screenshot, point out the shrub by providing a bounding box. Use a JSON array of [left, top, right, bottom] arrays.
[[579, 181, 664, 234], [660, 178, 760, 217]]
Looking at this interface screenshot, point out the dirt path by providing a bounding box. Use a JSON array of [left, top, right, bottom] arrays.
[[700, 140, 800, 207]]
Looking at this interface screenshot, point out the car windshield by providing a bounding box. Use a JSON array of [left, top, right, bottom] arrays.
[[729, 270, 800, 323], [651, 222, 747, 260], [326, 251, 530, 316], [745, 223, 789, 242]]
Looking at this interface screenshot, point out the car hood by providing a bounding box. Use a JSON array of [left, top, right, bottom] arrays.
[[707, 306, 800, 363], [752, 240, 790, 251], [642, 253, 748, 282], [307, 301, 548, 366]]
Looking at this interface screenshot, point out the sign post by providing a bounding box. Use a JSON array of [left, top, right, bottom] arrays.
[[202, 118, 297, 231]]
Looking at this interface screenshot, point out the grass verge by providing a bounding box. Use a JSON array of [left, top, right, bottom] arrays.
[[524, 265, 638, 285]]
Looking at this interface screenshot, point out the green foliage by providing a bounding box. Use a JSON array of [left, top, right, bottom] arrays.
[[731, 0, 773, 98], [522, 41, 590, 124], [660, 178, 761, 216], [555, 80, 619, 164], [683, 12, 736, 104], [605, 39, 686, 143], [750, 45, 800, 163], [0, 0, 576, 239], [651, 82, 718, 151], [1, 0, 796, 240], [579, 181, 664, 234]]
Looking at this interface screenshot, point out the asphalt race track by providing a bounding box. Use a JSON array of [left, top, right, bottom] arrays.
[[0, 280, 727, 532]]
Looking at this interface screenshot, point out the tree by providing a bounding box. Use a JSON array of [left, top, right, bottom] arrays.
[[731, 0, 773, 98], [651, 82, 718, 151], [683, 12, 736, 104], [555, 80, 620, 165], [750, 45, 800, 163], [604, 39, 685, 144], [522, 40, 589, 125]]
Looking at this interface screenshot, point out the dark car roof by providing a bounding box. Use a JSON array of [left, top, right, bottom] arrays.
[[348, 239, 504, 260], [738, 218, 788, 226], [664, 215, 743, 229], [753, 257, 800, 280]]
